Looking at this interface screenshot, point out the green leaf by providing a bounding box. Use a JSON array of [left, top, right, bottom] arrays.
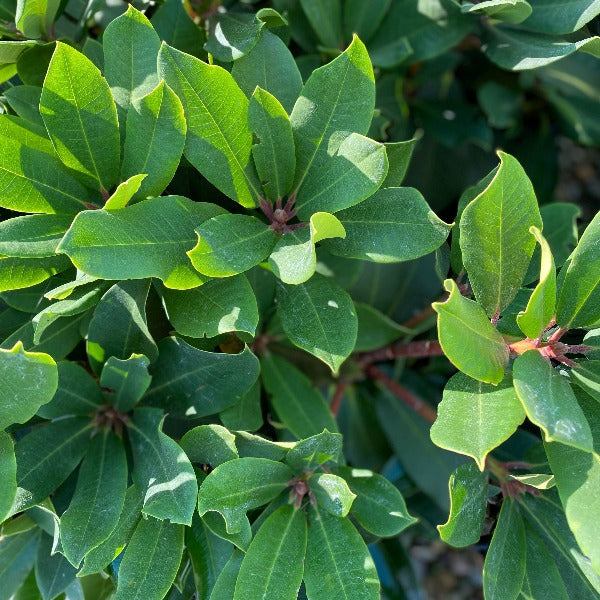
[[483, 500, 526, 600], [483, 25, 600, 70], [438, 462, 488, 547], [510, 473, 555, 489], [353, 303, 408, 352], [12, 417, 92, 513], [304, 504, 380, 600], [462, 0, 532, 24], [537, 202, 581, 268], [15, 0, 60, 38], [128, 407, 197, 525], [235, 431, 291, 462], [556, 211, 600, 328], [431, 372, 525, 469], [460, 151, 542, 318], [522, 0, 600, 35], [203, 509, 253, 552], [368, 0, 470, 66], [40, 42, 120, 192], [144, 337, 260, 417], [231, 30, 302, 114], [290, 36, 374, 198], [197, 457, 293, 534], [516, 227, 556, 339], [338, 466, 416, 537], [234, 505, 306, 600], [545, 440, 600, 575], [158, 43, 260, 207], [0, 115, 93, 214], [343, 0, 391, 43], [299, 0, 343, 48], [381, 137, 420, 187], [99, 354, 151, 412], [86, 280, 158, 372], [57, 197, 224, 289], [277, 274, 357, 373], [151, 0, 206, 57], [0, 214, 72, 258], [260, 353, 337, 438], [249, 87, 295, 200], [268, 212, 345, 285], [0, 432, 17, 523], [35, 532, 77, 600], [113, 517, 184, 600], [188, 214, 277, 278], [433, 279, 509, 384], [103, 6, 161, 128], [103, 174, 147, 210], [79, 484, 144, 576], [513, 351, 593, 452], [161, 275, 259, 338], [180, 425, 238, 467], [309, 473, 355, 518], [0, 529, 39, 598], [0, 341, 58, 430], [220, 380, 263, 433], [286, 430, 342, 471], [519, 521, 570, 599], [210, 552, 244, 600], [571, 361, 600, 402], [294, 131, 387, 220], [204, 11, 264, 62], [121, 81, 186, 201], [60, 431, 127, 567], [3, 85, 45, 127], [324, 187, 451, 263]]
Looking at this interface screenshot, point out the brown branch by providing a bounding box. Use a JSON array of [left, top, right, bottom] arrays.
[[358, 339, 444, 366], [364, 364, 437, 424], [330, 381, 347, 417]]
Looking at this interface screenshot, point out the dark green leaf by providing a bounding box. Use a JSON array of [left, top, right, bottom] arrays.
[[99, 355, 151, 412], [0, 215, 72, 258], [219, 380, 263, 433], [285, 430, 342, 471], [0, 529, 39, 598], [522, 0, 600, 35], [35, 532, 76, 600], [0, 432, 16, 522], [309, 473, 355, 517], [180, 425, 238, 467], [205, 11, 263, 62]]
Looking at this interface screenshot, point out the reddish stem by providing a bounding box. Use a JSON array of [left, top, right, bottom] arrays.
[[358, 340, 444, 366], [330, 381, 346, 417], [365, 364, 437, 424]]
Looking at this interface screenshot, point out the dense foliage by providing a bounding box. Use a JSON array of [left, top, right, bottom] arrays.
[[0, 1, 599, 599]]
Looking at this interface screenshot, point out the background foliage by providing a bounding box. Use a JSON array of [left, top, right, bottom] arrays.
[[0, 0, 599, 599]]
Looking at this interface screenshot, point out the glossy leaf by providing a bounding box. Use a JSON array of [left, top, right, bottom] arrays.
[[438, 462, 488, 547], [99, 354, 151, 412], [556, 211, 600, 329], [433, 279, 509, 384], [277, 274, 357, 373], [40, 43, 120, 191], [234, 505, 306, 600], [188, 214, 277, 278], [286, 430, 342, 472], [516, 226, 556, 339], [462, 0, 532, 23], [431, 372, 525, 469], [0, 255, 71, 293], [209, 552, 243, 600], [260, 353, 338, 438], [513, 351, 593, 452], [304, 505, 379, 600], [57, 197, 224, 289], [103, 6, 161, 127], [324, 187, 451, 263], [310, 473, 355, 517], [337, 466, 416, 537], [268, 212, 346, 285], [12, 418, 92, 513], [0, 214, 72, 258], [220, 380, 263, 433], [197, 457, 293, 534], [460, 151, 542, 317], [231, 30, 302, 114], [121, 81, 186, 201], [571, 360, 600, 402], [60, 431, 127, 567], [0, 529, 39, 598], [204, 11, 264, 62], [113, 517, 184, 600], [158, 43, 260, 207], [161, 275, 259, 338], [0, 432, 16, 522], [86, 279, 158, 371], [343, 0, 390, 43], [180, 425, 238, 467], [128, 408, 196, 525], [0, 341, 58, 430], [151, 0, 206, 58], [483, 500, 526, 600], [145, 337, 260, 417], [522, 0, 600, 34], [35, 532, 77, 600], [290, 36, 375, 201], [15, 0, 60, 38], [103, 174, 146, 210], [249, 87, 295, 200]]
